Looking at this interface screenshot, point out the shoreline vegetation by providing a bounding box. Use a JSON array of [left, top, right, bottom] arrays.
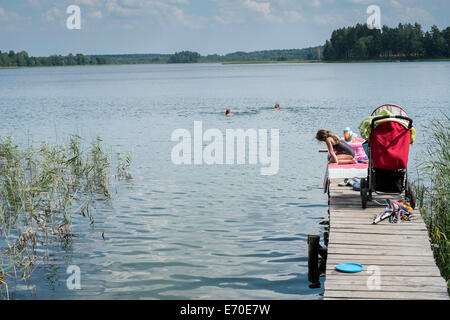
[[0, 135, 132, 299], [414, 115, 450, 289], [323, 23, 450, 61], [0, 47, 322, 68], [2, 58, 450, 70], [1, 22, 448, 68], [2, 57, 450, 69]]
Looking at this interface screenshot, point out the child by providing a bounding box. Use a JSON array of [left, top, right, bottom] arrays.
[[315, 129, 357, 164]]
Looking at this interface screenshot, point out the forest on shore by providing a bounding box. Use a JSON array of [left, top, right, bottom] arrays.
[[323, 23, 450, 60], [0, 47, 321, 67], [1, 23, 449, 67]]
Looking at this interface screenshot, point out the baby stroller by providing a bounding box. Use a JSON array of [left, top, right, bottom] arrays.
[[360, 104, 416, 209]]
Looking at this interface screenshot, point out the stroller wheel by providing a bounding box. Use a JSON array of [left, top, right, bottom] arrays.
[[406, 180, 416, 209]]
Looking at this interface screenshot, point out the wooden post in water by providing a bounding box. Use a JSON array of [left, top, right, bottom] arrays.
[[323, 231, 329, 247], [308, 235, 320, 287]]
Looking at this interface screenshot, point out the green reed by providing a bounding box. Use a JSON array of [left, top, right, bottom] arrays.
[[0, 135, 132, 299], [414, 114, 449, 288]]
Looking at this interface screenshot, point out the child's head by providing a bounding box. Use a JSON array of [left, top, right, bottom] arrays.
[[316, 129, 332, 142], [316, 129, 340, 143]]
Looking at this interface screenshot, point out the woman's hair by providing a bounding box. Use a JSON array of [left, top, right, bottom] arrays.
[[316, 129, 340, 143]]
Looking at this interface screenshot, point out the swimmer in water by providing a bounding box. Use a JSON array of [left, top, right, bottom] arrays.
[[225, 109, 233, 117], [274, 104, 280, 111], [315, 129, 357, 164]]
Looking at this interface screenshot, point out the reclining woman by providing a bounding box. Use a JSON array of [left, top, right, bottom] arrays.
[[316, 129, 357, 164]]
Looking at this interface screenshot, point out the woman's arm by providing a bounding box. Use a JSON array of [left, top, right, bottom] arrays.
[[326, 138, 339, 164]]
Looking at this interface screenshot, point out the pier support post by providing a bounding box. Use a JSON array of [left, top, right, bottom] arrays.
[[308, 234, 328, 288], [308, 235, 320, 287]]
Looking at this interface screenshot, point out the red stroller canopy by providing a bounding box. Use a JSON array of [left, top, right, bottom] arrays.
[[370, 121, 411, 170]]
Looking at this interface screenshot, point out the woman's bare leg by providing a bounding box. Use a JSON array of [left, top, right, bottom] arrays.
[[337, 154, 358, 164]]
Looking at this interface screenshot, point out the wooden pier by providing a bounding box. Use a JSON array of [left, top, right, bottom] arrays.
[[323, 179, 449, 300]]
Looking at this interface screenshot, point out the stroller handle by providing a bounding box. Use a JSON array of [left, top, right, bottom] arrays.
[[370, 115, 413, 130]]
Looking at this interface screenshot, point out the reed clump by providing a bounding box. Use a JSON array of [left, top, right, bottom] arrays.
[[414, 115, 449, 288], [0, 135, 132, 299]]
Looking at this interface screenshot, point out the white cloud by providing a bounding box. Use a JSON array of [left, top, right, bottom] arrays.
[[87, 10, 103, 19], [85, 0, 205, 28], [403, 7, 435, 24], [75, 0, 97, 6], [212, 15, 226, 24], [42, 7, 63, 22], [0, 7, 21, 21], [243, 0, 282, 23], [283, 10, 305, 23]]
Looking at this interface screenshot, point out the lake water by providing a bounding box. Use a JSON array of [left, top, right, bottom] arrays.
[[0, 62, 449, 299]]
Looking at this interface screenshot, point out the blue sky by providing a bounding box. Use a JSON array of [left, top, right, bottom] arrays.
[[0, 0, 449, 56]]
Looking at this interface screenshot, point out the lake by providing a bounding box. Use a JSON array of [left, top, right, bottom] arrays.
[[0, 62, 449, 299]]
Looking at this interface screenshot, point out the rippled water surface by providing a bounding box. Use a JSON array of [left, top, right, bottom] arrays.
[[0, 62, 449, 299]]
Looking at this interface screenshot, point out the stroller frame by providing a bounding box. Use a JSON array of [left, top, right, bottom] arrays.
[[360, 106, 416, 209]]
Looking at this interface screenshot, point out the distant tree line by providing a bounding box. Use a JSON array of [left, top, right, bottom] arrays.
[[168, 51, 201, 63], [323, 23, 450, 60], [100, 53, 171, 64], [201, 47, 322, 62], [0, 50, 113, 67], [0, 47, 323, 67]]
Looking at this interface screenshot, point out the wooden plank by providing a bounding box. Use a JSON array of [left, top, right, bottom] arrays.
[[325, 275, 447, 285], [330, 211, 422, 218], [328, 246, 433, 257], [329, 220, 424, 226], [330, 209, 422, 216], [330, 211, 423, 218], [330, 208, 421, 214], [326, 267, 442, 277], [329, 240, 431, 248], [325, 280, 447, 289], [330, 232, 429, 242], [326, 259, 435, 266], [329, 227, 428, 234], [330, 223, 427, 230], [329, 239, 430, 247], [325, 284, 448, 294], [328, 253, 436, 260], [327, 243, 432, 250], [323, 290, 448, 300], [330, 221, 425, 226], [329, 228, 428, 236], [329, 209, 419, 215]]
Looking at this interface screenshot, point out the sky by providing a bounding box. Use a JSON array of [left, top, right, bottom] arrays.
[[0, 0, 449, 56]]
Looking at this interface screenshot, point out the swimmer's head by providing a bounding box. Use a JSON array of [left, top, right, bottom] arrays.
[[225, 109, 231, 116], [274, 104, 280, 110]]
